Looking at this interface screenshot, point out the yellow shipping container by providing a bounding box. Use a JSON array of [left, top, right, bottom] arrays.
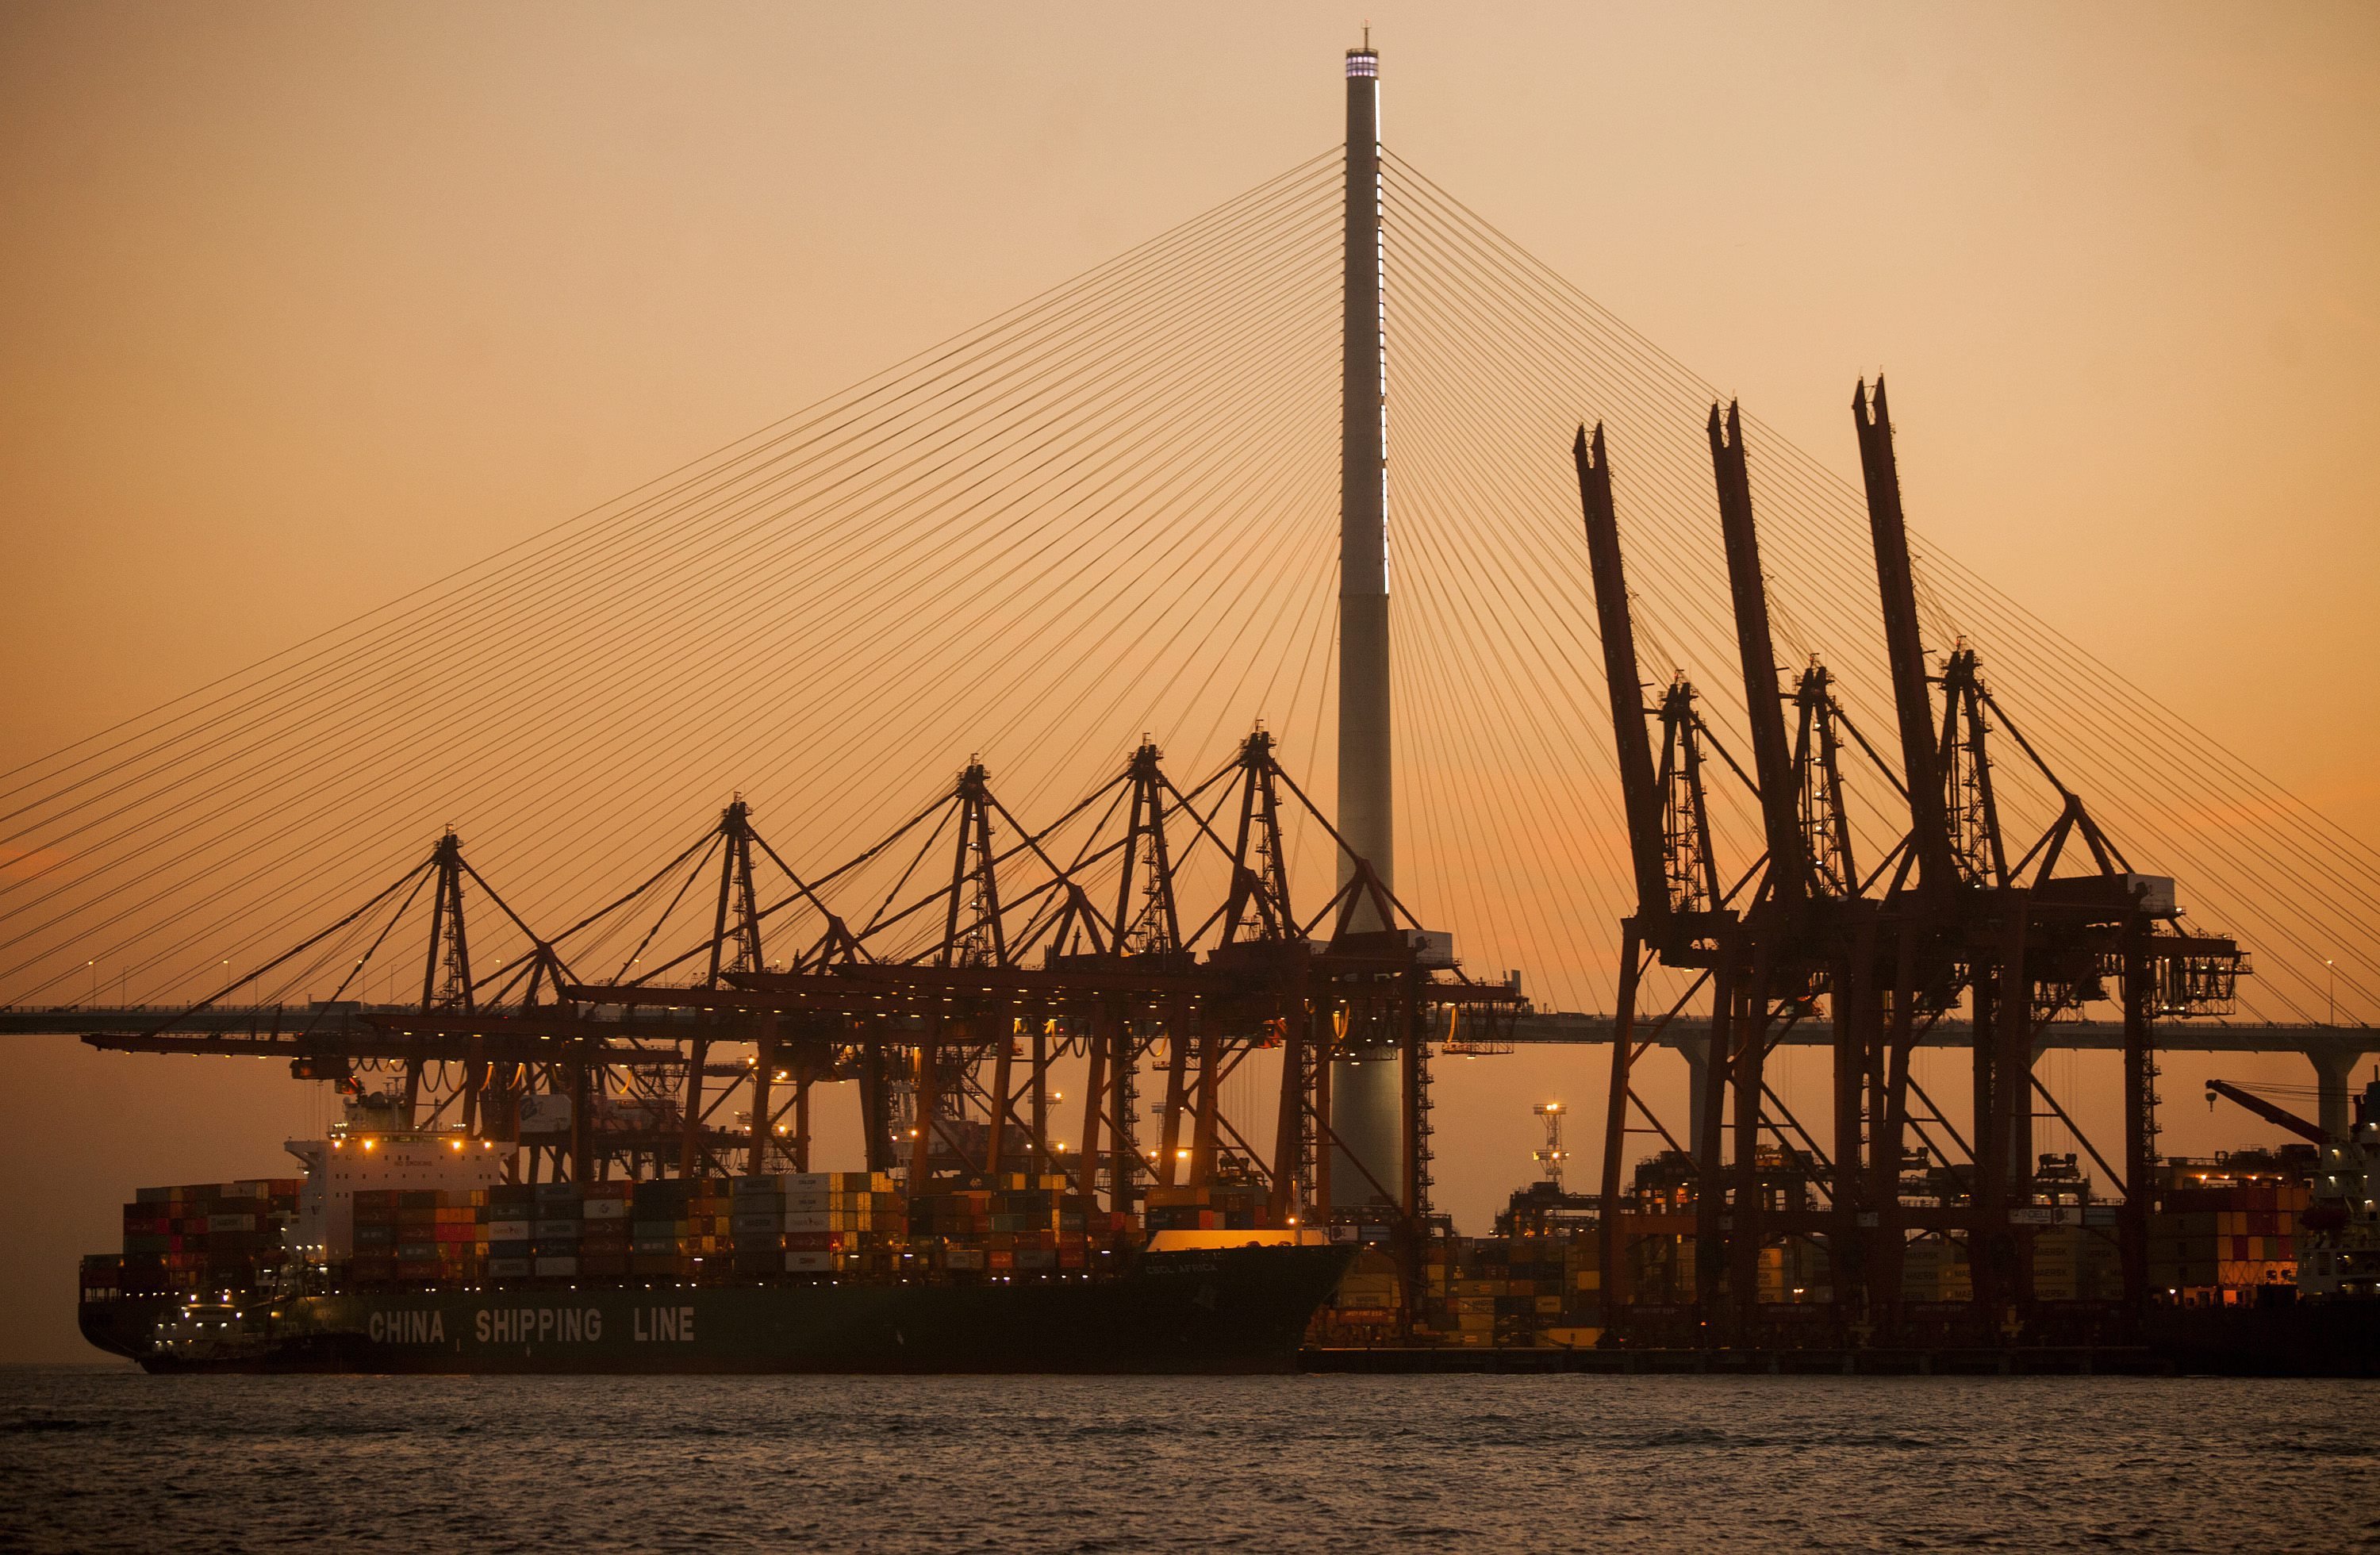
[[2217, 1259, 2297, 1289]]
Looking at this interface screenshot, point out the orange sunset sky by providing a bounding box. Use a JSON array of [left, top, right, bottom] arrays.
[[2, 3, 2376, 1360]]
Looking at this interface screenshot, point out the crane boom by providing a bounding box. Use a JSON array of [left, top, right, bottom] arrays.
[[2205, 1077, 2327, 1144], [1710, 401, 1807, 900], [1852, 378, 1956, 899], [1575, 424, 1672, 935]]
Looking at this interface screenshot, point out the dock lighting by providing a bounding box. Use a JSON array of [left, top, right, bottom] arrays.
[[362, 1139, 376, 1152]]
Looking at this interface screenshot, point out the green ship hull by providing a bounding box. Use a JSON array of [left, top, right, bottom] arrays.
[[83, 1245, 1358, 1375]]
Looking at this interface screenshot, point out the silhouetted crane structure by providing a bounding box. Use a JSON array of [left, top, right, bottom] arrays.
[[1578, 382, 2248, 1346], [92, 731, 1518, 1275], [7, 44, 2371, 1361]]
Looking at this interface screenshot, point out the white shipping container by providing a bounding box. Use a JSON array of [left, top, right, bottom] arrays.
[[485, 1219, 532, 1242], [785, 1250, 834, 1272], [783, 1211, 831, 1233], [784, 1192, 830, 1212]]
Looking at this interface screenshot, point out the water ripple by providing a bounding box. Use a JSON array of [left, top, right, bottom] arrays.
[[0, 1369, 2374, 1552]]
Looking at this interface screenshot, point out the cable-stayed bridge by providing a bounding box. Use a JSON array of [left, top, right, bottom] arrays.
[[3, 45, 2374, 1342]]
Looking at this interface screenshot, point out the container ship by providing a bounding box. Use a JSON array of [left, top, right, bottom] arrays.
[[78, 1081, 2378, 1375], [77, 1115, 1353, 1374], [2134, 1081, 2380, 1377]]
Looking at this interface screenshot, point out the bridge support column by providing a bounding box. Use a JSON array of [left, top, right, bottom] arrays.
[[1332, 38, 1399, 1206], [747, 1009, 777, 1177], [1677, 1035, 1711, 1158], [1157, 1007, 1190, 1188], [2308, 1043, 2364, 1140]]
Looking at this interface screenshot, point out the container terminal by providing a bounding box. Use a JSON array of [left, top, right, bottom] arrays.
[[76, 1065, 2376, 1374], [31, 41, 2380, 1377]]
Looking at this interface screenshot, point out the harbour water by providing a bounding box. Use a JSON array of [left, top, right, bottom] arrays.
[[3, 1367, 2375, 1550]]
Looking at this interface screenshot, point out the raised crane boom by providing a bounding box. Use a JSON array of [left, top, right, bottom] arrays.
[[2205, 1077, 2327, 1144], [1710, 401, 1808, 901], [1852, 378, 1957, 900], [1574, 423, 1672, 936]]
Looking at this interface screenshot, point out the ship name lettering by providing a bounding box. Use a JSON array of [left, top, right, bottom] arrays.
[[473, 1306, 604, 1344], [633, 1305, 697, 1343], [367, 1309, 445, 1345]]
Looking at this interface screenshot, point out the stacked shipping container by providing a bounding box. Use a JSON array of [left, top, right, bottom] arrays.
[[2152, 1168, 2310, 1301], [1143, 1183, 1270, 1233], [908, 1173, 1104, 1273], [1380, 1234, 1605, 1349], [117, 1180, 302, 1296]]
